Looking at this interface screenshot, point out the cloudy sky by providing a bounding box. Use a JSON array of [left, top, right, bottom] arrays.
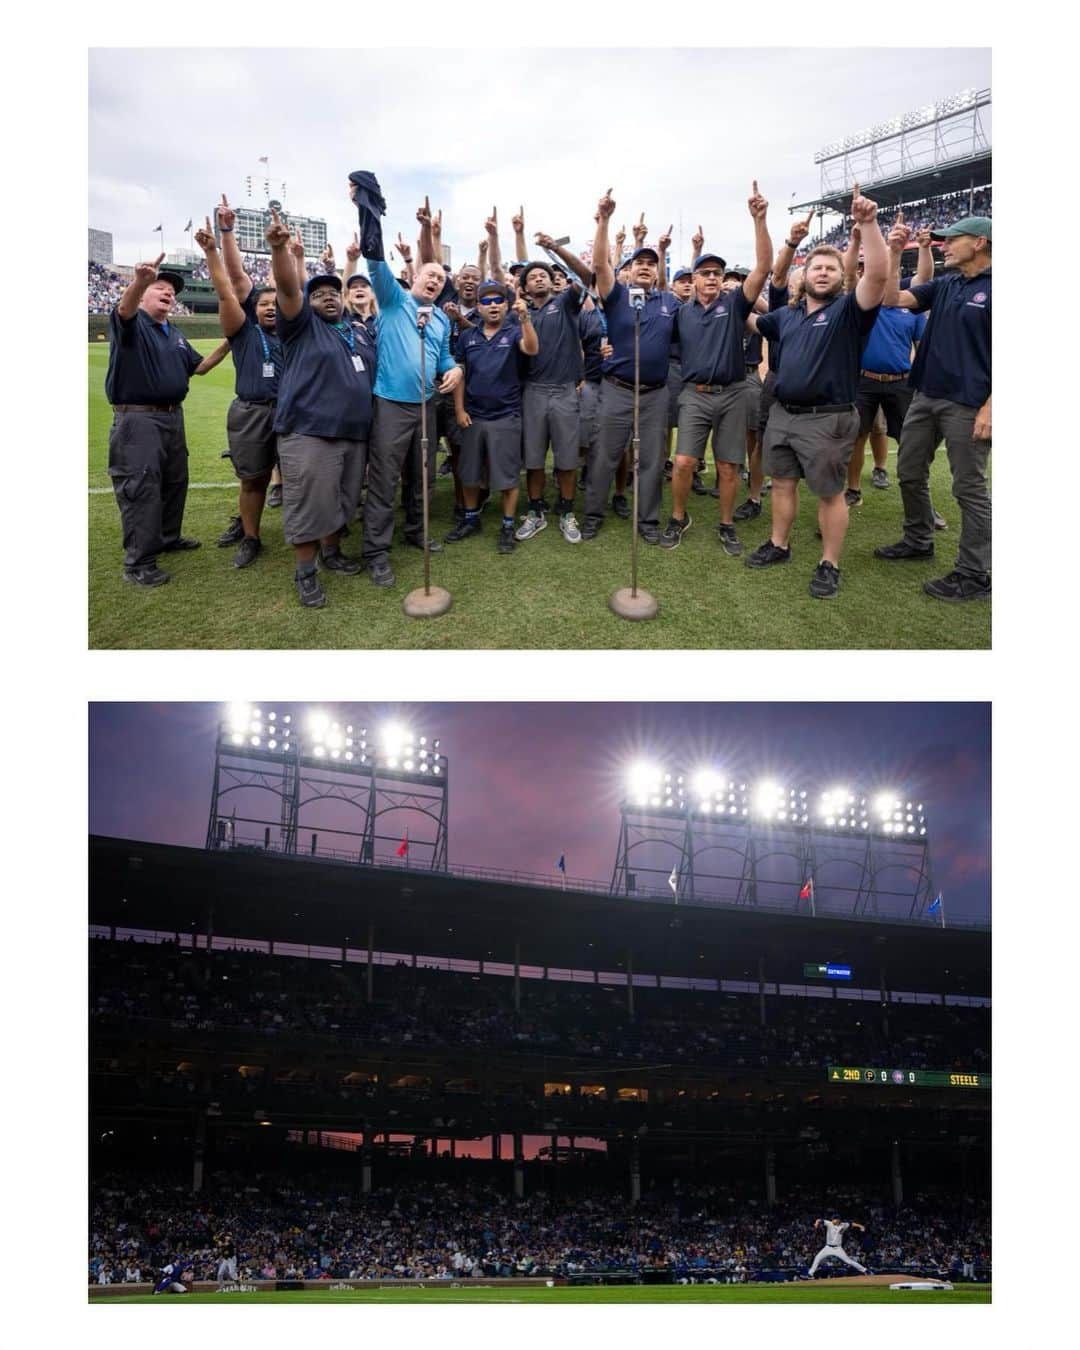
[[89, 47, 991, 270]]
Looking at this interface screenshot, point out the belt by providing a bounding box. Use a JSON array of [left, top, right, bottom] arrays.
[[780, 402, 856, 415], [687, 381, 739, 394], [860, 370, 907, 383], [112, 403, 181, 413], [604, 373, 664, 394]]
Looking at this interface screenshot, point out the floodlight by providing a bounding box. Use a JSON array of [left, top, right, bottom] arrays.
[[345, 752, 353, 761], [250, 736, 260, 747], [268, 711, 276, 722], [692, 768, 722, 799], [380, 722, 406, 757], [434, 765, 442, 775], [327, 730, 343, 750], [226, 701, 251, 732], [268, 739, 277, 750], [308, 711, 330, 738], [231, 734, 243, 746], [628, 761, 662, 801], [405, 759, 415, 771], [313, 746, 325, 758], [283, 715, 291, 725], [753, 780, 782, 817]]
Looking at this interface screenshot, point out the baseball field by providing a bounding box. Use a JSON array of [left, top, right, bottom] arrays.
[[88, 341, 991, 650]]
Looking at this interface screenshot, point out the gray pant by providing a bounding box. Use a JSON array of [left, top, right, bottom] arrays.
[[362, 396, 438, 564], [897, 392, 991, 576], [523, 381, 580, 471], [584, 380, 667, 527], [107, 407, 189, 569]]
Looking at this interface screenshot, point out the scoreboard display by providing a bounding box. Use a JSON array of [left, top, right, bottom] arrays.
[[803, 963, 852, 981], [827, 1065, 990, 1090]]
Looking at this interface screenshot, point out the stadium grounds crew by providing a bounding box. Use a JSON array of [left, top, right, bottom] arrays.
[[746, 184, 887, 599], [582, 188, 678, 543], [445, 281, 538, 554], [351, 181, 463, 590], [661, 182, 773, 555], [807, 1216, 868, 1276], [267, 207, 374, 609], [874, 215, 992, 602], [731, 265, 769, 506], [578, 295, 606, 479], [436, 262, 482, 503], [104, 255, 220, 587], [193, 216, 282, 570]]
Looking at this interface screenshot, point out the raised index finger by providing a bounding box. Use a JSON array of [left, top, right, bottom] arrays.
[[153, 251, 165, 266], [270, 206, 281, 223], [852, 182, 861, 199], [221, 193, 229, 208], [752, 180, 759, 195], [424, 195, 430, 212]]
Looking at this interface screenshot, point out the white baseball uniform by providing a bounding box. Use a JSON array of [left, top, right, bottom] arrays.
[[808, 1219, 867, 1275], [217, 1256, 238, 1284]]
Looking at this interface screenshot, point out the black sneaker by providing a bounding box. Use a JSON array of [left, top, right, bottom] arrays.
[[161, 536, 201, 552], [708, 485, 720, 498], [844, 488, 863, 508], [745, 539, 791, 569], [267, 484, 283, 508], [437, 455, 453, 478], [538, 497, 551, 514], [318, 548, 362, 574], [580, 516, 602, 540], [691, 472, 708, 496], [404, 535, 443, 554], [497, 522, 516, 554], [367, 558, 395, 588], [295, 567, 326, 608], [444, 516, 481, 543], [717, 523, 743, 557], [923, 571, 991, 602], [733, 498, 762, 522], [639, 523, 661, 545], [809, 559, 841, 599], [611, 494, 631, 519], [123, 564, 170, 587], [871, 467, 889, 489], [874, 539, 935, 562], [217, 515, 244, 547], [233, 536, 262, 569], [659, 514, 691, 550], [453, 504, 466, 525]]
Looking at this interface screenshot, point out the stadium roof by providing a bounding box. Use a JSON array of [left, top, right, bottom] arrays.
[[90, 836, 989, 997], [792, 152, 991, 216]]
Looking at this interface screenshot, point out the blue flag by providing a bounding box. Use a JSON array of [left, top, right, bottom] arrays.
[[928, 895, 942, 915], [556, 854, 566, 873]]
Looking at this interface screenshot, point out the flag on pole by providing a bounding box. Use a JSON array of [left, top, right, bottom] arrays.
[[396, 830, 408, 858], [667, 866, 678, 896], [556, 854, 566, 873], [799, 879, 814, 901], [927, 895, 941, 914], [183, 218, 192, 232], [153, 224, 162, 232]]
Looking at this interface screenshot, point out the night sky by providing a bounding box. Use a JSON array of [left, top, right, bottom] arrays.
[[89, 703, 990, 925]]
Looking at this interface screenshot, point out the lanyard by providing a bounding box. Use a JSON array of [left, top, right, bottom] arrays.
[[330, 322, 356, 355], [254, 323, 272, 364]]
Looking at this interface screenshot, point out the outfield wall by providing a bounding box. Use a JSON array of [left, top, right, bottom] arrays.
[[89, 1277, 559, 1298], [89, 315, 226, 342]]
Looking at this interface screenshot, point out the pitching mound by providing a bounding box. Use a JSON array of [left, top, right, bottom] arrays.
[[816, 1274, 923, 1287]]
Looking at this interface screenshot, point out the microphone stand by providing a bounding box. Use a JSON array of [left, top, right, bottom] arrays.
[[403, 307, 452, 619], [609, 295, 658, 620]]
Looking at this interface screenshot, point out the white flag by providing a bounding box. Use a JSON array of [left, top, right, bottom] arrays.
[[667, 866, 678, 896]]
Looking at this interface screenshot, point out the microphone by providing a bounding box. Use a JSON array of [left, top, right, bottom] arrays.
[[416, 304, 434, 331], [628, 286, 645, 311]]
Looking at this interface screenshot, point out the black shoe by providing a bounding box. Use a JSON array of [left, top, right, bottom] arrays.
[[611, 494, 631, 519], [453, 504, 466, 525], [267, 484, 283, 508], [923, 570, 991, 602], [318, 548, 362, 574], [745, 539, 791, 569], [659, 514, 691, 550], [437, 455, 453, 478], [233, 536, 262, 569], [638, 523, 661, 545], [368, 559, 395, 588], [217, 515, 244, 547], [578, 469, 588, 487], [809, 559, 841, 599], [733, 498, 762, 522], [123, 564, 170, 587], [663, 461, 673, 482], [844, 488, 863, 508], [581, 517, 602, 541], [497, 522, 516, 554], [707, 485, 720, 498], [295, 566, 326, 607], [874, 539, 935, 562], [405, 536, 443, 554], [444, 516, 481, 543], [871, 467, 889, 489], [717, 523, 743, 557], [538, 497, 551, 514], [691, 472, 708, 496], [161, 536, 201, 552]]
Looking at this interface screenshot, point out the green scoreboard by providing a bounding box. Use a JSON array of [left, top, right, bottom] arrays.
[[827, 1065, 990, 1090]]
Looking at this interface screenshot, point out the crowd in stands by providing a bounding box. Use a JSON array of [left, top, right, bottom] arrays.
[[817, 187, 992, 252], [88, 261, 189, 316], [87, 1169, 990, 1285], [189, 252, 322, 285], [90, 939, 990, 1074]]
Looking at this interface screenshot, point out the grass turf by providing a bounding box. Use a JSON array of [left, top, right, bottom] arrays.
[[88, 342, 990, 650], [94, 1282, 991, 1305]]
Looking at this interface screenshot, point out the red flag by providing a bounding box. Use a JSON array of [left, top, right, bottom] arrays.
[[799, 879, 814, 900], [396, 830, 409, 858]]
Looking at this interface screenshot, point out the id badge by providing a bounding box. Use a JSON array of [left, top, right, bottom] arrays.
[[262, 362, 275, 379], [352, 354, 365, 373]]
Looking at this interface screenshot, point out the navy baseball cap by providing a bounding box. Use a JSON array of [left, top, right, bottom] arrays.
[[508, 260, 527, 273], [693, 253, 727, 273], [630, 246, 659, 264], [344, 273, 371, 289], [476, 280, 509, 300], [672, 267, 692, 282], [519, 260, 554, 286], [305, 273, 342, 297], [155, 270, 185, 296]]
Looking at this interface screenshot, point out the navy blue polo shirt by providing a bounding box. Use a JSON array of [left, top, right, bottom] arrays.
[[274, 299, 374, 440], [908, 269, 991, 408], [744, 327, 763, 368], [525, 285, 585, 384], [346, 311, 379, 386], [601, 281, 677, 386], [673, 287, 753, 385], [105, 306, 203, 405], [230, 293, 283, 402], [755, 291, 880, 405], [860, 306, 926, 375], [764, 282, 789, 374], [669, 294, 685, 363], [580, 308, 605, 382], [457, 319, 528, 420]]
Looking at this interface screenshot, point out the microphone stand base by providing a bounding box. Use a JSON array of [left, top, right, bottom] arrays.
[[402, 584, 453, 619], [608, 586, 658, 621]]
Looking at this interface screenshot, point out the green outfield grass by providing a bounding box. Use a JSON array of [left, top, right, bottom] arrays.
[[88, 342, 991, 650], [94, 1282, 991, 1305]]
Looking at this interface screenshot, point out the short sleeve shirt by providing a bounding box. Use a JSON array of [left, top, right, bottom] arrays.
[[105, 306, 203, 405], [907, 269, 991, 407], [230, 293, 283, 401], [601, 281, 677, 386], [755, 291, 880, 405], [273, 299, 374, 440], [525, 286, 585, 384], [673, 287, 754, 385], [457, 320, 529, 420]]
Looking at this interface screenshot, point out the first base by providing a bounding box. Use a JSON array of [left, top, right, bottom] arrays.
[[889, 1281, 954, 1291]]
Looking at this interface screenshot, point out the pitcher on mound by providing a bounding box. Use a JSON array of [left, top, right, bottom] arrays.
[[808, 1216, 868, 1275]]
